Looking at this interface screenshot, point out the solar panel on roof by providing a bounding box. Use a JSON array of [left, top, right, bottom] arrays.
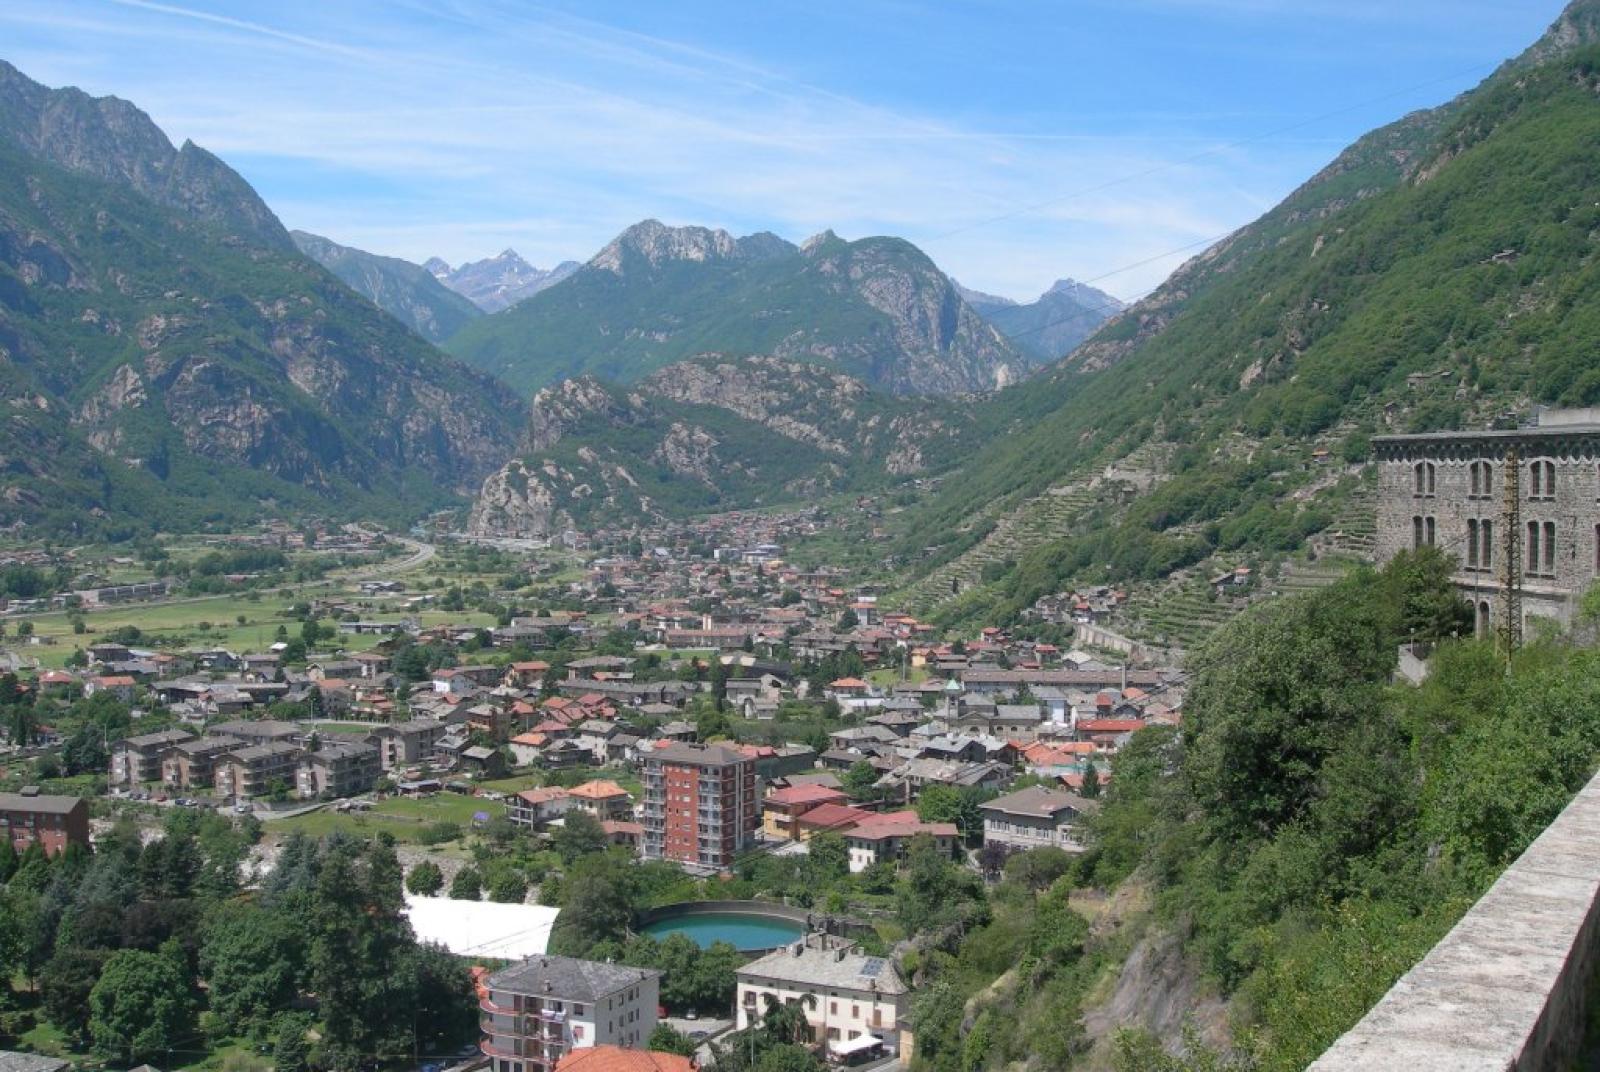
[[860, 958, 886, 978]]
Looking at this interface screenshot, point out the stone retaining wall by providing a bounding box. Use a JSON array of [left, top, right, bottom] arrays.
[[1310, 767, 1600, 1071]]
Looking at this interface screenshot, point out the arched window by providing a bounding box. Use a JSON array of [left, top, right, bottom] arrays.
[[1544, 520, 1556, 573], [1414, 462, 1426, 495], [1477, 600, 1491, 638], [1481, 519, 1493, 570], [1467, 519, 1478, 569], [1469, 460, 1494, 499], [1413, 516, 1424, 551], [1426, 462, 1437, 495], [1529, 459, 1556, 500], [1425, 516, 1436, 547], [1527, 521, 1540, 577]]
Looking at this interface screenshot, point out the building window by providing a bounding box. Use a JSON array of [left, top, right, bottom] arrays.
[[1477, 601, 1491, 638], [1413, 516, 1423, 551], [1545, 521, 1556, 574], [1527, 522, 1541, 577], [1481, 519, 1493, 569], [1425, 517, 1436, 547], [1530, 460, 1556, 500], [1469, 460, 1494, 499], [1413, 461, 1437, 496], [1467, 520, 1478, 569]]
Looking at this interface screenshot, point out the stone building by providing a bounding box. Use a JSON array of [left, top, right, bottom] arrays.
[[1374, 409, 1600, 635]]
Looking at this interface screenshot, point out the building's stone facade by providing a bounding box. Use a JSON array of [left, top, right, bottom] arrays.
[[1375, 418, 1600, 634]]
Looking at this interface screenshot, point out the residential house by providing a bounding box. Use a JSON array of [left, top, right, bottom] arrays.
[[762, 784, 849, 840], [480, 955, 662, 1072], [735, 933, 909, 1055], [509, 787, 573, 828], [844, 814, 959, 872], [567, 780, 633, 821], [0, 790, 90, 855], [980, 785, 1098, 853]]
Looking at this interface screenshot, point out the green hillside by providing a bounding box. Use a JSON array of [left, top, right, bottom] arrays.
[[0, 71, 524, 538], [889, 5, 1600, 625], [445, 220, 1030, 397], [291, 230, 483, 343]]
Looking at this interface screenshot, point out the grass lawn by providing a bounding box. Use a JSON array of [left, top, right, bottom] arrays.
[[274, 792, 506, 843]]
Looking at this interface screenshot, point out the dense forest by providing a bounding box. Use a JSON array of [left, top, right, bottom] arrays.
[[908, 550, 1600, 1070]]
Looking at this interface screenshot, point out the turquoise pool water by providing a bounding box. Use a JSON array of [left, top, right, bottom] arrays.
[[640, 911, 805, 952]]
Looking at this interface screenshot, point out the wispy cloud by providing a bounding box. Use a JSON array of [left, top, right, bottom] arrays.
[[0, 0, 1553, 298]]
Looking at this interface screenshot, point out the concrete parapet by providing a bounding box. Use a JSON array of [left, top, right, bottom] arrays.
[[1309, 768, 1600, 1071]]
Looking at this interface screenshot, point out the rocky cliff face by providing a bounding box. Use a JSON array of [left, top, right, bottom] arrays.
[[0, 60, 293, 252], [466, 353, 978, 535], [466, 459, 575, 538]]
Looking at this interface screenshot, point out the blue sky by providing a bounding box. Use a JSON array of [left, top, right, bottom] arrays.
[[0, 0, 1570, 301]]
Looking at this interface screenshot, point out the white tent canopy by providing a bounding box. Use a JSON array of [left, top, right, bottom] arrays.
[[829, 1035, 886, 1057], [404, 893, 560, 960]]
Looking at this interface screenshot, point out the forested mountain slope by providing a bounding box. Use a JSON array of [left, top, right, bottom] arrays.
[[467, 354, 979, 537], [291, 231, 483, 343], [0, 64, 523, 536], [894, 0, 1600, 623], [445, 220, 1031, 397]]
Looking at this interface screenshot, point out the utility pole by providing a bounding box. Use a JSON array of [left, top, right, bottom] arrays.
[[1500, 446, 1522, 657]]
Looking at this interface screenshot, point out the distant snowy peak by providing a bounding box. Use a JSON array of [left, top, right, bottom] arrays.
[[428, 250, 580, 313]]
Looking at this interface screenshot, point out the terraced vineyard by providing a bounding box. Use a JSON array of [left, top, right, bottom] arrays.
[[894, 483, 1101, 616], [892, 442, 1172, 618]]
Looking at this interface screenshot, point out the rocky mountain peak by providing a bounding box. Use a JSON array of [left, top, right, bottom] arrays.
[[0, 61, 293, 252], [800, 229, 841, 255], [591, 219, 742, 273]]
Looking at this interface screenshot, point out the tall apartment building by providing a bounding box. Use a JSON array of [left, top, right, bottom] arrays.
[[161, 735, 242, 790], [480, 955, 661, 1072], [639, 742, 757, 871], [1375, 409, 1600, 634]]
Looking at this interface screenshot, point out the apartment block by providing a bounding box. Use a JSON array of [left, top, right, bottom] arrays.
[[481, 955, 661, 1072], [639, 742, 757, 871], [297, 740, 381, 799]]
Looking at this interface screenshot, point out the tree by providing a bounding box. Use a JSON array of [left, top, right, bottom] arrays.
[[485, 863, 529, 904], [552, 810, 609, 865], [199, 904, 301, 1035], [1081, 763, 1102, 799], [806, 832, 848, 882], [549, 872, 632, 956], [841, 760, 881, 802], [837, 608, 859, 631], [449, 866, 483, 901], [272, 1014, 313, 1072], [648, 1023, 698, 1057], [88, 948, 196, 1064], [406, 860, 445, 896], [40, 948, 108, 1045]]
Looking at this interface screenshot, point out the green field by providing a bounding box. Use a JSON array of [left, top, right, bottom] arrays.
[[272, 791, 505, 843]]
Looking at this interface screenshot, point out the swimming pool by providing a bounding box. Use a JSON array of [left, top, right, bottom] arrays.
[[638, 907, 807, 952]]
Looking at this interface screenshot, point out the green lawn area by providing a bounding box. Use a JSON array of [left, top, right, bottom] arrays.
[[273, 792, 506, 843]]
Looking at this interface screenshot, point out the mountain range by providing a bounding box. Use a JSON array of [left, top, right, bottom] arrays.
[[425, 250, 580, 314], [443, 220, 1039, 397], [291, 230, 483, 344], [956, 278, 1125, 363], [0, 60, 522, 536]]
